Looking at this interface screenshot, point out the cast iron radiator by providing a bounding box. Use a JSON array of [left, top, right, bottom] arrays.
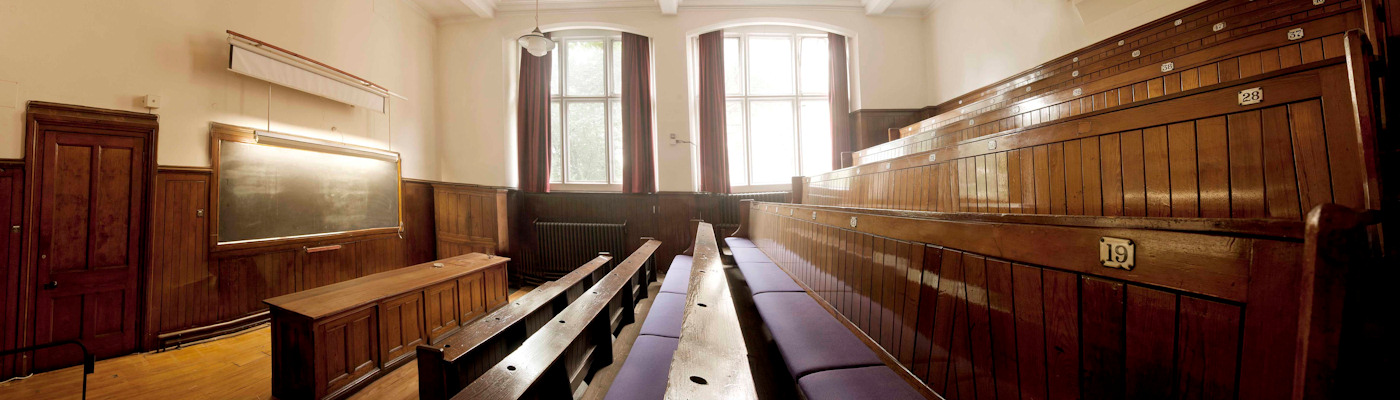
[[527, 221, 628, 286]]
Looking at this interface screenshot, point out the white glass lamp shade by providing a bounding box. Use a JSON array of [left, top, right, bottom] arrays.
[[518, 28, 556, 57]]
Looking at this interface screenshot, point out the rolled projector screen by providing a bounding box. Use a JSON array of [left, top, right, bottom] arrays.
[[229, 45, 387, 113]]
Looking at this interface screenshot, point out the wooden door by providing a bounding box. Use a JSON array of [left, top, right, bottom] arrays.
[[31, 131, 146, 368]]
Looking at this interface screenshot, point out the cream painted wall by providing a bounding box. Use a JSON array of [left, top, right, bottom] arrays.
[[0, 0, 441, 180], [436, 9, 928, 190], [922, 0, 1206, 105]]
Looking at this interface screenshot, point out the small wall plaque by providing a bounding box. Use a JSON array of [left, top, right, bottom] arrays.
[[987, 140, 997, 150], [1161, 62, 1174, 72], [1073, 56, 1079, 62], [1238, 87, 1263, 106], [1174, 19, 1182, 26], [1313, 0, 1325, 5], [928, 153, 937, 162], [849, 217, 858, 228], [1213, 22, 1226, 32], [1072, 70, 1079, 77], [1100, 237, 1135, 270], [1287, 28, 1304, 41], [1073, 88, 1083, 96], [1118, 40, 1125, 46], [1132, 50, 1141, 58]]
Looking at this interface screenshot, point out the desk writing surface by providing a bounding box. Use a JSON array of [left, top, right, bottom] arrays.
[[264, 252, 509, 319]]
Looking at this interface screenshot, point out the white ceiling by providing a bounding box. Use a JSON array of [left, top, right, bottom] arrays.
[[409, 0, 939, 20]]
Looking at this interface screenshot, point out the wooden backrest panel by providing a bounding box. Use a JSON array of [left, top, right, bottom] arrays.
[[862, 4, 1367, 165], [744, 201, 1376, 399], [809, 38, 1379, 220], [894, 0, 1379, 146], [452, 240, 661, 399], [416, 255, 613, 400]]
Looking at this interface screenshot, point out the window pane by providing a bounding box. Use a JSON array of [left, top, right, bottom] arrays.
[[800, 100, 832, 176], [611, 39, 622, 96], [551, 102, 562, 182], [610, 99, 623, 184], [748, 100, 796, 184], [550, 50, 560, 96], [565, 39, 606, 96], [800, 37, 829, 95], [747, 36, 794, 95], [566, 101, 608, 182], [723, 37, 743, 96], [725, 100, 747, 186]]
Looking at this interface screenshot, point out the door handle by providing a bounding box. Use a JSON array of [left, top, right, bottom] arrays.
[[42, 281, 58, 290]]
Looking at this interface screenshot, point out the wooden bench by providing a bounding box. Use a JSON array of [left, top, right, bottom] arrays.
[[449, 240, 660, 399], [416, 254, 624, 400], [730, 199, 1380, 399], [808, 31, 1381, 224], [862, 0, 1383, 166], [264, 253, 510, 400]]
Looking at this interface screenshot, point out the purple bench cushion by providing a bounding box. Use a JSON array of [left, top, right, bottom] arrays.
[[724, 236, 757, 248], [659, 256, 693, 294], [602, 335, 680, 400], [752, 292, 882, 378], [638, 293, 686, 338], [730, 247, 773, 264], [735, 262, 804, 294], [797, 366, 924, 400]]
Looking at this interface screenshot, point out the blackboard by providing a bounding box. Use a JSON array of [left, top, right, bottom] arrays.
[[216, 140, 400, 244]]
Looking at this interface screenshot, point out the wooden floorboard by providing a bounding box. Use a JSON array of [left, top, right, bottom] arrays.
[[0, 288, 535, 400]]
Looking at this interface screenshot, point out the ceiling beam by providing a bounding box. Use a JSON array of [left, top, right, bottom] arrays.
[[864, 0, 894, 15], [457, 0, 496, 18], [659, 0, 681, 15]]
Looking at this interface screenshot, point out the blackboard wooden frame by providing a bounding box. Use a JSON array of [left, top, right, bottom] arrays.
[[208, 122, 403, 254]]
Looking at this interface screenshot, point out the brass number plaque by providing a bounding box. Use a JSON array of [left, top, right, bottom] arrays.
[[1238, 87, 1263, 106], [1100, 237, 1135, 270], [1288, 28, 1304, 41]]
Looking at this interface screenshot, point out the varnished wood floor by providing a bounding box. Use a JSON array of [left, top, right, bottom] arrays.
[[0, 287, 537, 400]]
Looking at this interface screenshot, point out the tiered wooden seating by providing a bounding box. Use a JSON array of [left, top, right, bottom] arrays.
[[851, 0, 1382, 168], [605, 220, 758, 400], [416, 253, 640, 400], [731, 199, 1380, 399], [264, 253, 510, 400], [449, 240, 660, 399], [808, 31, 1381, 222]]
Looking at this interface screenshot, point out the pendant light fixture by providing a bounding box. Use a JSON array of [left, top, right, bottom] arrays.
[[517, 0, 555, 57]]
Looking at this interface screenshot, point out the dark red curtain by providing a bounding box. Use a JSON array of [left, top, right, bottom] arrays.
[[829, 33, 852, 170], [697, 30, 730, 194], [517, 39, 553, 193], [621, 32, 656, 193]]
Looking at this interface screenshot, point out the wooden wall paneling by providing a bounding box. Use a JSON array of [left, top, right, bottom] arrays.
[[146, 170, 212, 348], [0, 163, 22, 379], [433, 185, 503, 259], [1123, 285, 1177, 399], [423, 280, 460, 343], [378, 292, 425, 367], [1079, 277, 1126, 400], [319, 305, 380, 398], [851, 109, 920, 153]]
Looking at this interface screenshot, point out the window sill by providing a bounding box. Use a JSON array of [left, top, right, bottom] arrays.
[[729, 183, 792, 193], [548, 183, 623, 192]]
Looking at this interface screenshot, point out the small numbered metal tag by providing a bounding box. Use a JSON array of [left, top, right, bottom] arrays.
[[789, 209, 794, 216], [1238, 87, 1263, 106], [987, 140, 997, 150], [1213, 22, 1226, 32], [969, 119, 976, 126], [1174, 19, 1182, 26], [811, 211, 817, 220], [849, 217, 858, 228], [1073, 88, 1083, 96], [1132, 50, 1141, 58], [1161, 62, 1174, 72], [1072, 70, 1080, 77], [928, 153, 937, 162], [1288, 28, 1304, 41], [1073, 56, 1079, 62], [1118, 40, 1125, 46], [1100, 237, 1135, 270], [883, 162, 891, 169], [1313, 0, 1325, 5]]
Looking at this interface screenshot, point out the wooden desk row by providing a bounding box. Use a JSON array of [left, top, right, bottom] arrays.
[[265, 253, 510, 400]]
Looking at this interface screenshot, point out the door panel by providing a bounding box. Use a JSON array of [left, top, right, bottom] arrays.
[[0, 169, 21, 379], [33, 131, 144, 369]]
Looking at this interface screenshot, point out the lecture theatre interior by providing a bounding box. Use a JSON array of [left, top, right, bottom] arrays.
[[0, 0, 1395, 399]]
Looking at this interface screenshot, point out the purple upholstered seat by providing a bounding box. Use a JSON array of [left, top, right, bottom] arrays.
[[638, 293, 686, 338], [752, 292, 882, 378], [796, 366, 924, 400], [602, 335, 680, 400], [724, 236, 757, 248], [730, 247, 773, 264], [659, 255, 693, 294], [735, 262, 804, 294]]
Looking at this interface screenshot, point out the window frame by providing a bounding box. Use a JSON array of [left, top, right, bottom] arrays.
[[550, 34, 624, 192], [723, 31, 832, 191]]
